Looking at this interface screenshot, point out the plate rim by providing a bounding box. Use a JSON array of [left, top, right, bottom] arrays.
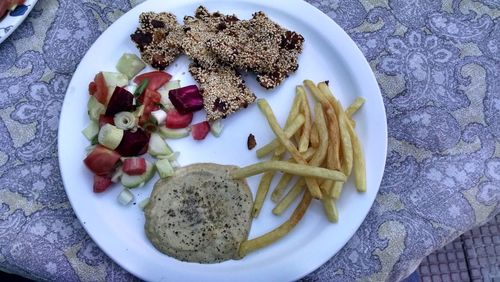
[[0, 0, 39, 44], [58, 0, 388, 280]]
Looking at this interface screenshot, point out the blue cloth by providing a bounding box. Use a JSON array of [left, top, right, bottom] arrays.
[[0, 0, 498, 280]]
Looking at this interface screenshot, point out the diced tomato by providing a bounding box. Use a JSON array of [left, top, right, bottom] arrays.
[[84, 145, 121, 176], [99, 115, 115, 127], [122, 157, 146, 175], [139, 88, 161, 105], [139, 89, 162, 126], [93, 72, 109, 105], [192, 121, 210, 140], [88, 81, 97, 95], [166, 110, 193, 129], [93, 175, 113, 193], [134, 71, 172, 90]]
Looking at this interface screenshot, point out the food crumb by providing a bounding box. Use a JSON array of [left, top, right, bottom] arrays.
[[247, 134, 256, 150]]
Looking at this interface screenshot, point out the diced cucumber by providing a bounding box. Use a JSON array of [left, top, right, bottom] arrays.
[[114, 111, 137, 130], [121, 160, 154, 188], [121, 173, 144, 189], [144, 161, 156, 183], [116, 53, 146, 79], [155, 159, 174, 178], [148, 133, 173, 157], [139, 197, 150, 210], [87, 96, 105, 121], [82, 120, 99, 141], [102, 72, 128, 88], [151, 110, 167, 125], [98, 124, 124, 150], [210, 120, 224, 137], [159, 126, 190, 139], [156, 151, 180, 161], [158, 80, 180, 110], [117, 189, 134, 205]]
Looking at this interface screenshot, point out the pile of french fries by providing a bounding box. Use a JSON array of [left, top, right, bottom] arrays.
[[231, 80, 366, 257]]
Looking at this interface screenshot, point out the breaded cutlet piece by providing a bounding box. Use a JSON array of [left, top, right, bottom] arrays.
[[181, 6, 240, 68], [189, 63, 256, 121], [130, 12, 184, 70], [207, 12, 304, 89]]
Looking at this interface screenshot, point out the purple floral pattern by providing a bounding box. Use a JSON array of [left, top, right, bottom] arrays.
[[0, 0, 498, 281]]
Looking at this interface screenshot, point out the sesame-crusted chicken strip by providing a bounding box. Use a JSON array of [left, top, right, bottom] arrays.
[[189, 63, 256, 121], [181, 6, 240, 69], [207, 12, 304, 89], [130, 12, 184, 70]]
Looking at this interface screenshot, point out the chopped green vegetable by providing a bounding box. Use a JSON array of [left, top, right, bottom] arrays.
[[102, 72, 128, 88], [120, 160, 154, 188], [116, 53, 146, 79], [90, 136, 98, 146], [134, 79, 149, 98], [157, 151, 180, 161], [117, 189, 134, 205], [158, 80, 180, 110], [148, 133, 172, 157], [87, 96, 105, 121], [210, 120, 224, 137], [139, 197, 150, 210], [155, 159, 174, 178], [159, 127, 190, 139], [114, 111, 137, 130], [82, 120, 99, 141], [98, 124, 124, 150]]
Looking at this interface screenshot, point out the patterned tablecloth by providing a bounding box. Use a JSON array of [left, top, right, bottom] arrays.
[[0, 0, 498, 281]]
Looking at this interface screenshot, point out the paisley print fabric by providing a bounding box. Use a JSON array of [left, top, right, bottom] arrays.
[[0, 0, 498, 281]]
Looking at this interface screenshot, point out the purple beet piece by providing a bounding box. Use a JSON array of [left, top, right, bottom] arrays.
[[105, 86, 135, 116], [168, 85, 204, 114], [115, 128, 150, 157]]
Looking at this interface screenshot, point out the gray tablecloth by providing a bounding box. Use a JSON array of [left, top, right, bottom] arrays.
[[0, 0, 498, 281]]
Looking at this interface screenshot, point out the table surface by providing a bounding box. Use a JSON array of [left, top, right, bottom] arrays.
[[0, 0, 498, 281]]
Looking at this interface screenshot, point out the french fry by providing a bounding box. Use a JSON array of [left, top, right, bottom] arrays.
[[231, 160, 346, 182], [347, 121, 366, 192], [320, 179, 334, 196], [252, 155, 281, 218], [271, 173, 295, 203], [297, 86, 311, 153], [310, 123, 319, 148], [271, 147, 316, 203], [308, 102, 328, 167], [330, 181, 344, 199], [238, 191, 312, 257], [275, 89, 303, 156], [272, 178, 305, 215], [320, 196, 338, 222], [346, 97, 365, 117], [256, 114, 305, 158], [256, 99, 324, 199], [317, 82, 353, 176], [326, 108, 341, 170], [304, 80, 341, 170]]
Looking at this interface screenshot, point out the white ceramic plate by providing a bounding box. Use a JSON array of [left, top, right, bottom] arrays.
[[0, 0, 38, 44], [58, 0, 387, 281]]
